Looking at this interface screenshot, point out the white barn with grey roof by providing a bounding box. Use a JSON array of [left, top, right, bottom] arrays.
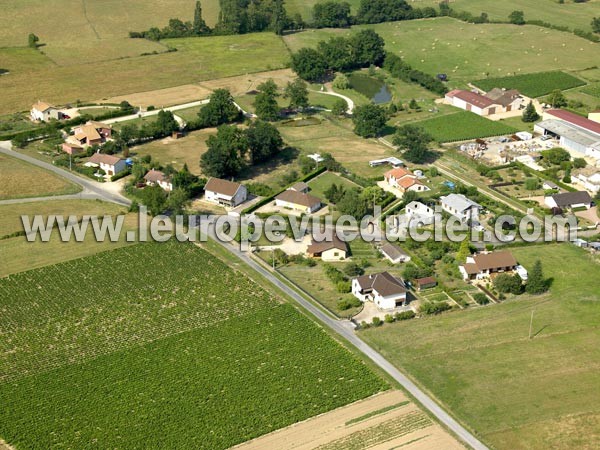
[[440, 194, 482, 224]]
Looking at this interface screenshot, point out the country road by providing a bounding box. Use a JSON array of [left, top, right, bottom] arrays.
[[207, 225, 489, 450], [0, 142, 131, 206]]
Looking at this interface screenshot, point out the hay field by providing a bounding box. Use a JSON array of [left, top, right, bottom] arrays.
[[284, 18, 600, 82]]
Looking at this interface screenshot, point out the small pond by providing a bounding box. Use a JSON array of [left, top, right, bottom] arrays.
[[348, 73, 392, 104]]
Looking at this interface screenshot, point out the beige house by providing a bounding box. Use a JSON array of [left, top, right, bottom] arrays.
[[85, 153, 126, 177], [30, 101, 64, 122], [384, 168, 429, 194], [63, 121, 112, 154], [275, 190, 322, 213], [306, 235, 348, 260], [445, 89, 522, 116], [459, 251, 520, 281], [204, 178, 247, 207]]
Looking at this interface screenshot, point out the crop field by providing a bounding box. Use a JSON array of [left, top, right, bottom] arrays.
[[362, 243, 600, 449], [474, 71, 586, 98], [0, 33, 290, 115], [0, 153, 81, 200], [284, 18, 600, 83], [412, 0, 600, 33], [0, 241, 386, 449], [581, 83, 600, 98], [412, 111, 517, 142]]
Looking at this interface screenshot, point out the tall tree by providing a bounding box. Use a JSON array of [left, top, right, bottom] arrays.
[[331, 98, 348, 116], [312, 1, 352, 28], [522, 101, 539, 123], [270, 0, 288, 35], [200, 125, 247, 177], [198, 89, 242, 127], [28, 33, 39, 48], [291, 47, 328, 82], [245, 120, 283, 163], [193, 1, 209, 34], [546, 89, 567, 108], [392, 125, 432, 163], [352, 104, 387, 138], [317, 37, 353, 71], [350, 29, 386, 67], [508, 10, 525, 25], [455, 238, 471, 263], [593, 17, 600, 34], [254, 79, 279, 121], [284, 78, 309, 109], [526, 260, 548, 294], [155, 110, 180, 136]]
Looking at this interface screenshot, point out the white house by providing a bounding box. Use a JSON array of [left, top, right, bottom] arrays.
[[575, 173, 600, 194], [379, 243, 410, 264], [85, 153, 126, 177], [459, 251, 521, 281], [144, 169, 173, 192], [204, 178, 248, 207], [306, 235, 348, 261], [351, 272, 407, 310], [440, 194, 482, 224], [544, 191, 592, 210], [405, 201, 438, 226], [30, 101, 64, 122], [275, 189, 322, 213]]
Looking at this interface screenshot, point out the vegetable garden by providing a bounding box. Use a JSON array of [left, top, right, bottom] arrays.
[[0, 241, 386, 449], [412, 111, 517, 142]]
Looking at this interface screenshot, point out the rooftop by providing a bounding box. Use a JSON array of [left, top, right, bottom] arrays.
[[550, 191, 592, 207], [306, 235, 348, 254], [440, 194, 482, 212], [88, 152, 122, 166], [546, 109, 600, 136], [205, 178, 243, 197], [536, 119, 599, 149], [276, 189, 321, 207], [355, 272, 407, 297]]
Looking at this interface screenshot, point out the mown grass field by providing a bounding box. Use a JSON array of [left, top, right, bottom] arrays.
[[0, 241, 387, 449], [474, 71, 586, 98], [0, 33, 290, 115], [307, 171, 359, 200], [284, 18, 600, 83], [0, 153, 81, 200], [412, 0, 600, 33], [412, 111, 518, 142], [362, 243, 600, 449]]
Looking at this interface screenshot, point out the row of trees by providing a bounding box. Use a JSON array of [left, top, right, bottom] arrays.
[[494, 260, 548, 295], [312, 0, 437, 28], [119, 110, 180, 144], [130, 1, 210, 40], [200, 121, 284, 178], [253, 78, 311, 121], [291, 29, 386, 82]]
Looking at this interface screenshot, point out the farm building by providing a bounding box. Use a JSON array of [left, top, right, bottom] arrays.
[[414, 277, 437, 291], [445, 89, 522, 116], [204, 178, 248, 207], [369, 157, 403, 168], [30, 101, 65, 122], [384, 168, 429, 194], [143, 169, 173, 192], [544, 191, 592, 210], [459, 251, 520, 281], [440, 194, 482, 224], [85, 153, 126, 177], [542, 180, 559, 190], [534, 110, 600, 160], [63, 121, 112, 154], [380, 242, 411, 264], [275, 190, 322, 213], [351, 272, 407, 310], [306, 235, 348, 261]]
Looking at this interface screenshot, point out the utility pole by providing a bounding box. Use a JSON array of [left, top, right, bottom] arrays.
[[528, 310, 534, 339]]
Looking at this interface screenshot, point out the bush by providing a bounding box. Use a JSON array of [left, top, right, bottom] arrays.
[[395, 310, 415, 321], [419, 302, 451, 315], [336, 280, 351, 293], [372, 316, 382, 326], [384, 314, 394, 323], [473, 293, 489, 305]]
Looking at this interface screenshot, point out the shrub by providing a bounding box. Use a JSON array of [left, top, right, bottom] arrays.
[[419, 302, 451, 315], [473, 293, 489, 305], [384, 314, 394, 323], [336, 280, 351, 293], [394, 310, 415, 321], [372, 316, 382, 326]]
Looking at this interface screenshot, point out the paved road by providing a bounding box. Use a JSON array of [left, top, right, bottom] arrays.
[[208, 227, 489, 450], [0, 142, 131, 206]]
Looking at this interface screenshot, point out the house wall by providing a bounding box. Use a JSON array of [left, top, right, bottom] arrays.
[[232, 186, 247, 207], [374, 292, 406, 310], [206, 190, 233, 205], [321, 248, 346, 261]]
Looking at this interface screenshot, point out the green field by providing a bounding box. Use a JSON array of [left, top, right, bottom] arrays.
[[412, 111, 518, 142], [284, 18, 600, 84], [307, 171, 360, 200], [0, 242, 386, 449], [362, 243, 600, 449], [474, 71, 586, 98], [0, 33, 290, 115], [411, 0, 600, 33]]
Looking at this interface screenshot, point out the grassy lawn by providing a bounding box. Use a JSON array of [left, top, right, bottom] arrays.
[[0, 199, 127, 238], [0, 153, 81, 200], [283, 18, 600, 84], [277, 118, 393, 177], [0, 33, 290, 115], [474, 71, 586, 98], [0, 241, 386, 448], [361, 243, 600, 449], [307, 171, 359, 199], [412, 111, 518, 142]]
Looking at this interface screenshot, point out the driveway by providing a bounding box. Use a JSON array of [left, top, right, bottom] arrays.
[[311, 84, 355, 114]]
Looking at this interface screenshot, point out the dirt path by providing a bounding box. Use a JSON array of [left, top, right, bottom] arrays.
[[232, 390, 464, 450]]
